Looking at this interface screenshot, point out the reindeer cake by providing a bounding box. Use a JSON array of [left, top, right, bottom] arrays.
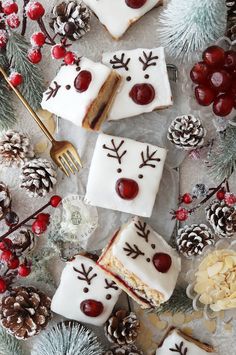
[[98, 218, 181, 309], [85, 133, 167, 217], [41, 58, 120, 131], [102, 47, 173, 121], [83, 0, 163, 40], [51, 254, 121, 326]]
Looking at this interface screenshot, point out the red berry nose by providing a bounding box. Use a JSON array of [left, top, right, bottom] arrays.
[[116, 178, 139, 200], [129, 83, 155, 105], [125, 0, 147, 8], [80, 299, 104, 317], [152, 253, 172, 273], [74, 70, 92, 93]]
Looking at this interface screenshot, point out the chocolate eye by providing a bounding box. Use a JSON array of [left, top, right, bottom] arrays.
[[83, 287, 89, 293], [144, 74, 149, 79], [106, 294, 112, 300], [117, 168, 122, 173], [138, 174, 143, 179], [126, 76, 131, 82]]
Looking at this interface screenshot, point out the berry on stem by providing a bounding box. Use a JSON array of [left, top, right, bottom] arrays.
[[7, 255, 19, 269], [36, 213, 50, 224], [6, 13, 20, 28], [181, 193, 192, 204], [0, 278, 7, 293], [224, 193, 236, 206], [1, 249, 13, 261], [26, 1, 45, 21], [18, 264, 31, 277], [2, 1, 18, 15], [50, 195, 62, 207], [64, 51, 76, 65], [51, 44, 66, 59], [216, 189, 225, 201], [9, 72, 23, 87], [27, 47, 42, 64], [32, 219, 47, 235], [0, 238, 12, 251], [31, 31, 46, 47], [172, 208, 189, 221]]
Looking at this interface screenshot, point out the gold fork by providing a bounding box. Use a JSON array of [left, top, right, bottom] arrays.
[[0, 66, 82, 176]]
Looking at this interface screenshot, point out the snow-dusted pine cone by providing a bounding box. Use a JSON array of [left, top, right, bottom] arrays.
[[226, 0, 236, 41], [104, 344, 143, 355], [177, 224, 214, 257], [206, 200, 236, 238], [0, 130, 35, 167], [105, 310, 140, 345], [0, 286, 51, 340], [50, 1, 91, 40], [20, 158, 57, 197], [167, 115, 206, 150], [0, 182, 11, 220], [10, 228, 37, 256]]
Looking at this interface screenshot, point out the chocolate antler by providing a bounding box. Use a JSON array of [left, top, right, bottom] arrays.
[[135, 220, 150, 243], [45, 81, 61, 101], [169, 341, 188, 354], [139, 51, 159, 71], [73, 264, 97, 285], [110, 53, 131, 71], [105, 279, 119, 290], [139, 146, 161, 169], [123, 242, 145, 259], [103, 139, 127, 164]]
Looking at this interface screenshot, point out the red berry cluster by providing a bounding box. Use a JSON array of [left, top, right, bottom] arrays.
[[0, 0, 20, 49], [190, 46, 236, 117], [216, 189, 236, 206]]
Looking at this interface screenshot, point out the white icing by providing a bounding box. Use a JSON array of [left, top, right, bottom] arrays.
[[41, 58, 111, 128], [102, 47, 173, 120], [112, 218, 181, 301], [51, 255, 121, 326], [156, 330, 214, 354], [85, 133, 167, 217], [83, 0, 162, 39]]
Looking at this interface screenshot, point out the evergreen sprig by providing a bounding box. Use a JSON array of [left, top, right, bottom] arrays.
[[153, 286, 193, 315], [0, 326, 23, 355]]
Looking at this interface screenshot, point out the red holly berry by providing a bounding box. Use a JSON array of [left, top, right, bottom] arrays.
[[224, 50, 236, 71], [9, 72, 23, 87], [7, 255, 19, 269], [213, 94, 234, 117], [36, 213, 50, 225], [125, 0, 147, 8], [202, 46, 225, 67], [31, 31, 46, 47], [152, 253, 172, 273], [224, 193, 236, 206], [6, 13, 20, 28], [116, 178, 139, 200], [129, 83, 155, 105], [32, 219, 47, 235], [18, 264, 31, 277], [173, 208, 189, 221], [80, 299, 104, 317], [195, 85, 216, 106], [0, 29, 7, 48], [209, 70, 232, 92], [0, 238, 12, 251], [26, 1, 45, 20], [64, 51, 76, 65], [190, 61, 211, 84], [51, 44, 66, 59], [27, 47, 42, 64], [74, 70, 92, 92], [0, 278, 7, 293], [181, 193, 192, 204], [216, 189, 225, 201], [50, 195, 62, 207], [4, 211, 19, 227], [1, 249, 13, 262], [2, 0, 18, 15]]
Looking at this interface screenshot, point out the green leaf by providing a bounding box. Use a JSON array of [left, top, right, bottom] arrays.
[[0, 326, 23, 355]]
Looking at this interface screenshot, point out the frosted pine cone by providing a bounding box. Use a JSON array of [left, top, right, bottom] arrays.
[[206, 200, 236, 238], [226, 0, 236, 41], [177, 224, 214, 257], [104, 344, 143, 355], [167, 115, 206, 150], [105, 310, 140, 345], [0, 130, 35, 167], [11, 228, 37, 256], [50, 1, 91, 40], [0, 182, 11, 220], [20, 158, 57, 197], [0, 286, 51, 340]]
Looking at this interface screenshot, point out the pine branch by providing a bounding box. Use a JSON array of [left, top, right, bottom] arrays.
[[153, 286, 193, 315], [6, 32, 44, 110], [207, 126, 236, 181], [0, 326, 23, 355]]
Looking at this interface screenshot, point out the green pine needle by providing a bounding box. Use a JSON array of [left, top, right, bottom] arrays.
[[6, 32, 44, 110], [153, 286, 193, 315], [0, 326, 23, 355]]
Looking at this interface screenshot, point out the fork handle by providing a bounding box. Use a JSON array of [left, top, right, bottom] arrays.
[[0, 66, 55, 143]]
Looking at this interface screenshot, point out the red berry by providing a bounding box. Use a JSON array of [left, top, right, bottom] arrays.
[[216, 189, 225, 201], [0, 238, 12, 251], [32, 219, 47, 235], [2, 1, 18, 15], [174, 208, 189, 221], [190, 61, 210, 84], [31, 31, 45, 47], [27, 47, 42, 64], [181, 193, 192, 204], [129, 83, 155, 105], [195, 85, 216, 106], [9, 72, 23, 87], [5, 211, 19, 227], [51, 45, 66, 59], [115, 178, 139, 200], [50, 195, 62, 207], [1, 249, 13, 261], [26, 1, 45, 20], [18, 264, 31, 277], [213, 94, 234, 117], [209, 70, 232, 92], [152, 253, 172, 273], [7, 255, 19, 269], [74, 70, 92, 92], [224, 50, 236, 71], [80, 299, 104, 317], [0, 278, 7, 293], [224, 193, 236, 206], [64, 51, 76, 65], [6, 13, 20, 28], [203, 46, 225, 67], [36, 213, 50, 224], [0, 29, 7, 48], [125, 0, 147, 8]]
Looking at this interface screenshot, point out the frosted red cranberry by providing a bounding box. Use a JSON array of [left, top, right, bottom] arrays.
[[80, 299, 104, 317], [0, 278, 7, 293], [32, 219, 47, 235], [1, 250, 13, 262], [224, 50, 236, 71], [31, 31, 46, 47], [18, 264, 31, 277], [174, 208, 189, 221], [209, 70, 232, 92], [64, 51, 76, 65], [6, 13, 20, 28], [153, 253, 172, 273], [0, 30, 7, 48], [9, 72, 23, 87], [26, 2, 45, 20], [0, 238, 12, 251], [74, 70, 92, 92], [2, 1, 18, 15], [213, 94, 234, 117], [36, 213, 50, 225], [28, 48, 42, 64], [202, 46, 225, 67], [51, 45, 66, 59], [195, 85, 216, 106], [181, 193, 192, 204], [216, 189, 225, 201], [7, 256, 19, 269], [129, 83, 155, 105], [125, 0, 147, 8], [190, 61, 210, 84], [50, 195, 62, 207], [116, 178, 139, 200]]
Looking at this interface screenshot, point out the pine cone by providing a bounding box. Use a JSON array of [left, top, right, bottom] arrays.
[[50, 1, 91, 41], [0, 286, 52, 340], [167, 115, 206, 150], [20, 158, 57, 197], [11, 228, 37, 256], [0, 130, 35, 167], [206, 200, 236, 238], [0, 182, 11, 220], [177, 224, 214, 257], [105, 310, 140, 346], [104, 344, 143, 355], [226, 0, 236, 41]]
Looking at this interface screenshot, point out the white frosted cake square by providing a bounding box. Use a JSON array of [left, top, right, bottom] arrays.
[[51, 254, 121, 326], [102, 47, 173, 121], [85, 133, 167, 217], [83, 0, 163, 39], [98, 218, 181, 309], [41, 58, 120, 131]]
